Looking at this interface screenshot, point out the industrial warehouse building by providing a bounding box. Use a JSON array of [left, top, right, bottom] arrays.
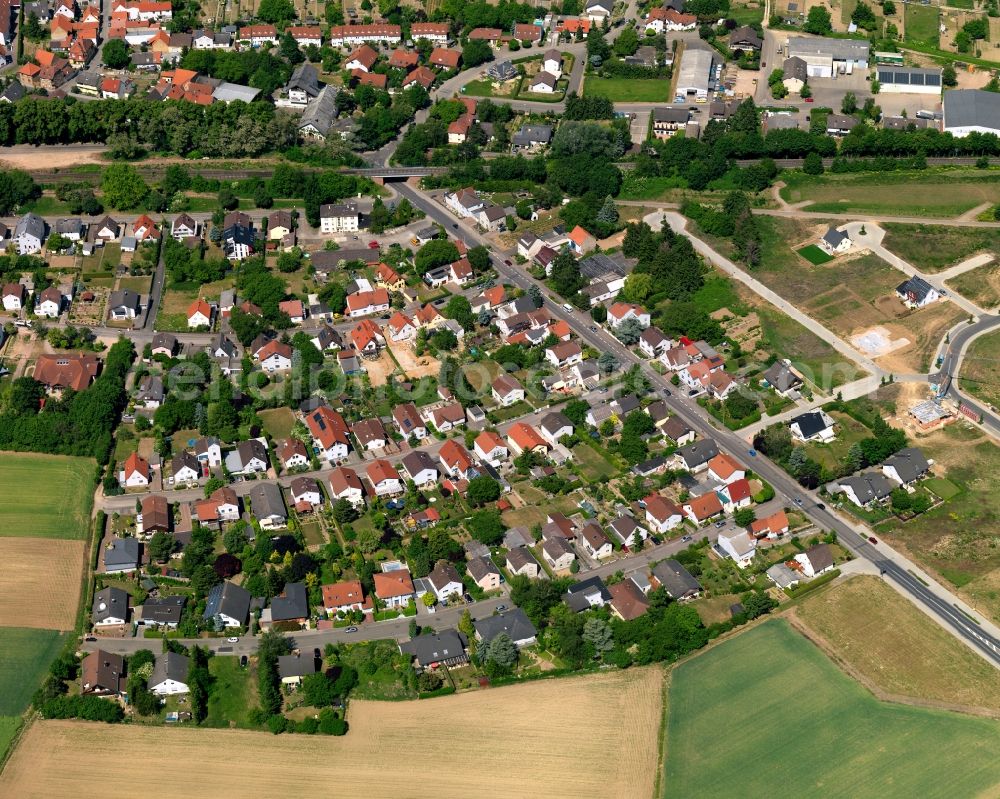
[[875, 65, 942, 95], [943, 89, 1000, 137], [785, 36, 869, 78], [675, 46, 717, 100]]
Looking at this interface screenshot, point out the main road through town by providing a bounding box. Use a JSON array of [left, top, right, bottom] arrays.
[[393, 181, 1000, 668]]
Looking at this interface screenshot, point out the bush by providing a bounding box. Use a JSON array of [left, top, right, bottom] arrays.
[[318, 708, 348, 735]]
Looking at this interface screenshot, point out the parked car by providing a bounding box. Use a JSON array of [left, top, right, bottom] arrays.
[[868, 536, 878, 544], [240, 655, 248, 668], [345, 626, 358, 633], [313, 648, 321, 659], [368, 240, 380, 249], [226, 636, 239, 643], [495, 604, 507, 612]]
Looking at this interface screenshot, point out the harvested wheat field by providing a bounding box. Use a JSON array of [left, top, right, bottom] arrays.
[[2, 668, 664, 799], [0, 538, 85, 629]]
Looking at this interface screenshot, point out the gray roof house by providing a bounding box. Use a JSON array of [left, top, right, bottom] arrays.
[[674, 439, 720, 471], [839, 472, 895, 507], [269, 582, 309, 623], [204, 581, 252, 628], [299, 84, 339, 139], [882, 447, 930, 486], [473, 608, 537, 648], [108, 289, 141, 319], [762, 361, 802, 395], [92, 586, 129, 625], [148, 652, 190, 695], [277, 653, 318, 682], [14, 212, 45, 254], [565, 576, 612, 612], [512, 124, 553, 150], [141, 595, 186, 626], [224, 439, 268, 475], [248, 481, 287, 528], [104, 537, 140, 573], [399, 629, 468, 669], [822, 227, 849, 250], [651, 559, 702, 601]]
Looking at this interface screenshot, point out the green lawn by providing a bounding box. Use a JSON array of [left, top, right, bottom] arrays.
[[664, 620, 1000, 798], [882, 223, 1000, 271], [0, 716, 21, 763], [961, 328, 1000, 410], [0, 453, 94, 539], [781, 169, 1000, 217], [25, 195, 74, 216], [691, 275, 748, 316], [205, 656, 259, 728], [583, 77, 671, 102], [798, 411, 872, 475], [904, 3, 940, 48], [463, 80, 498, 97], [924, 476, 961, 501], [259, 407, 297, 441], [796, 244, 833, 265], [0, 629, 68, 716], [571, 442, 619, 482]]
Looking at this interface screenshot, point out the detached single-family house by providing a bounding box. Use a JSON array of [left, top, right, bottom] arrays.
[[882, 447, 930, 486], [467, 556, 502, 591], [577, 522, 613, 560], [707, 453, 745, 485], [608, 579, 650, 621], [393, 402, 427, 441], [546, 341, 583, 369], [896, 276, 940, 309], [474, 431, 509, 466], [171, 451, 201, 484], [322, 580, 370, 616], [795, 543, 835, 578], [839, 472, 895, 507], [427, 560, 464, 603], [149, 652, 190, 695], [717, 530, 757, 568], [305, 405, 351, 462], [120, 452, 151, 488], [492, 374, 525, 407], [607, 515, 648, 549], [265, 582, 309, 628], [542, 536, 577, 571], [81, 650, 125, 696], [674, 439, 720, 473], [278, 653, 317, 686], [506, 546, 541, 578], [374, 569, 416, 608], [652, 559, 702, 601], [607, 302, 650, 330], [474, 608, 537, 648], [367, 459, 403, 496], [683, 492, 724, 525], [204, 581, 252, 628], [400, 450, 439, 487], [93, 586, 129, 626], [224, 438, 269, 475], [290, 476, 322, 509], [104, 537, 140, 573], [399, 629, 468, 670], [819, 226, 852, 254], [565, 576, 612, 612], [329, 466, 366, 509], [248, 482, 287, 529], [789, 410, 835, 443]]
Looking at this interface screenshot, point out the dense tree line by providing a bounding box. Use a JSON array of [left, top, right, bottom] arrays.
[[0, 169, 40, 215], [433, 0, 536, 30], [0, 337, 134, 464], [0, 98, 297, 158]]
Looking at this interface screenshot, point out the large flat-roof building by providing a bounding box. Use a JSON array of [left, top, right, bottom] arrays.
[[944, 89, 1000, 137], [785, 36, 869, 78], [675, 46, 716, 99]]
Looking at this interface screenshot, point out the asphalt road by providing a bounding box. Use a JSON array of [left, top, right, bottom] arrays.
[[396, 182, 1000, 668]]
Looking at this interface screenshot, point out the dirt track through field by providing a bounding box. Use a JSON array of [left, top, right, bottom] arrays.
[[0, 538, 85, 630], [1, 668, 664, 799]]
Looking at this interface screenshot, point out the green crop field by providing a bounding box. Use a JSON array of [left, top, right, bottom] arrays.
[[0, 716, 20, 762], [0, 628, 67, 716], [664, 620, 1000, 798], [0, 453, 94, 539], [583, 77, 670, 102], [796, 244, 833, 265]]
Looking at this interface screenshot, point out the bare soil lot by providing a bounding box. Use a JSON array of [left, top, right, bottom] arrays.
[[2, 668, 664, 799], [0, 145, 106, 170], [0, 538, 85, 630], [387, 339, 440, 379]]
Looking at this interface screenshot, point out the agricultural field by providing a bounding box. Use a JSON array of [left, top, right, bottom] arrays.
[[664, 620, 1000, 798], [0, 538, 86, 629], [0, 716, 20, 763], [0, 452, 94, 539], [0, 628, 67, 716], [794, 575, 1000, 712], [781, 170, 1000, 217], [904, 3, 940, 48], [946, 261, 1000, 310], [881, 223, 1000, 271], [583, 77, 671, 102], [3, 668, 663, 798]]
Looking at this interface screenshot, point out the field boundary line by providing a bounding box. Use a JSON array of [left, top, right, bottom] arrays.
[[653, 667, 671, 799], [0, 714, 33, 775]]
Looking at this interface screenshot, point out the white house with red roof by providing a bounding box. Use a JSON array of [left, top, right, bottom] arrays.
[[305, 406, 351, 462], [567, 225, 597, 255], [720, 478, 752, 511], [643, 494, 683, 534], [386, 311, 416, 342], [257, 340, 292, 372], [474, 431, 509, 465], [186, 298, 213, 329], [346, 288, 390, 318], [707, 453, 745, 485], [120, 452, 151, 487], [608, 302, 651, 330]]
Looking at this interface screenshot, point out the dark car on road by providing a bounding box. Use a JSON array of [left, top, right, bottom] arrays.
[[868, 536, 878, 544]]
